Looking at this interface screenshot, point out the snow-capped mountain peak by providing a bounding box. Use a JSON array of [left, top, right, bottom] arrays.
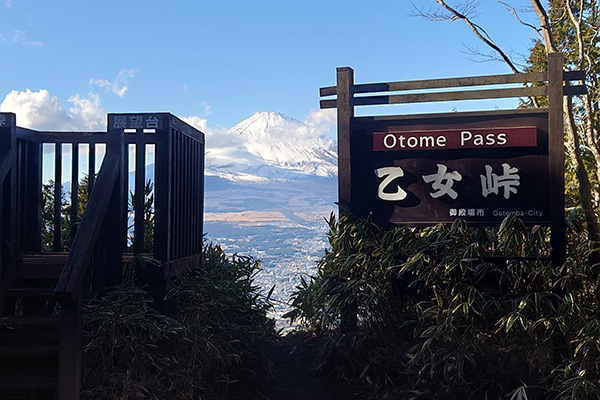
[[205, 111, 337, 182], [229, 111, 304, 140]]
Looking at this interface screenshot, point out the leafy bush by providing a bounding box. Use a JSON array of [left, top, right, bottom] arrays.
[[287, 210, 600, 399], [82, 243, 275, 400]]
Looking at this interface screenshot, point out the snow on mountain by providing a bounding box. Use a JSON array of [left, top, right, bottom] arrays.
[[205, 112, 337, 182]]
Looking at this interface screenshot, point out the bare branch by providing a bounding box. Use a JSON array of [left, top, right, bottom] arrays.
[[409, 1, 480, 21], [498, 1, 544, 41], [462, 44, 529, 70], [427, 0, 522, 73]]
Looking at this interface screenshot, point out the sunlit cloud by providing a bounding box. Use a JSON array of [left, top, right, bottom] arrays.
[[68, 92, 106, 130], [0, 89, 106, 131], [3, 29, 43, 48], [181, 115, 208, 132], [304, 108, 336, 136], [90, 68, 138, 97]]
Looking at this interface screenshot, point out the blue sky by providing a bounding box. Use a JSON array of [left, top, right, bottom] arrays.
[[0, 0, 541, 137]]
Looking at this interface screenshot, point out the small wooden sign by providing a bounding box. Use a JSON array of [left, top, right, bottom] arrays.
[[108, 113, 166, 131]]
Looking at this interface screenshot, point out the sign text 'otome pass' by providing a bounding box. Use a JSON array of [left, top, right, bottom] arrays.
[[373, 127, 537, 151]]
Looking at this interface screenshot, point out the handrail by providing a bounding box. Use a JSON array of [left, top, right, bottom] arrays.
[[16, 128, 107, 144], [54, 150, 121, 303]]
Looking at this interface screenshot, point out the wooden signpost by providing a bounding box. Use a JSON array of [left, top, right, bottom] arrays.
[[320, 53, 586, 266]]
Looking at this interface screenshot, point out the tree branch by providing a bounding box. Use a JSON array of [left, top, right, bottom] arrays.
[[498, 1, 544, 41], [430, 0, 522, 73]]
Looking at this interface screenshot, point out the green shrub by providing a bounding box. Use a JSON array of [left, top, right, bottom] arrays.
[[287, 210, 600, 399], [82, 243, 275, 400]]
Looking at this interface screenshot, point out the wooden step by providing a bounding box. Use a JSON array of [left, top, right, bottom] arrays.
[[22, 252, 69, 260], [0, 344, 59, 356], [5, 288, 56, 297], [17, 259, 65, 280], [0, 372, 57, 391], [1, 315, 60, 326]]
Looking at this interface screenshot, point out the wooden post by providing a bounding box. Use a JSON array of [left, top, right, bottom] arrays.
[[70, 144, 79, 245], [88, 143, 96, 192], [547, 52, 566, 266], [20, 139, 42, 252], [336, 68, 358, 332], [0, 113, 16, 275], [336, 67, 354, 210], [54, 143, 63, 251], [154, 122, 172, 263], [58, 297, 82, 400], [134, 142, 146, 254]]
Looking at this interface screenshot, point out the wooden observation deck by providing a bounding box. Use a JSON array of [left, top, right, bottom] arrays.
[[0, 112, 205, 399]]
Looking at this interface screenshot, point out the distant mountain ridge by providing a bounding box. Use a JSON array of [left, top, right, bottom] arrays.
[[205, 111, 337, 182]]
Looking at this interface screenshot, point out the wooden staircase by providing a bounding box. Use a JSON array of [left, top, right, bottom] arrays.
[[0, 253, 67, 399]]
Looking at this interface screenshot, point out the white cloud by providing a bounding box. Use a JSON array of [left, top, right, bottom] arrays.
[[90, 68, 138, 97], [183, 117, 254, 164], [68, 92, 106, 130], [180, 102, 213, 132], [181, 115, 208, 132], [5, 0, 12, 7], [7, 29, 43, 48], [203, 127, 265, 170], [0, 89, 106, 131], [201, 102, 212, 116], [304, 108, 336, 135]]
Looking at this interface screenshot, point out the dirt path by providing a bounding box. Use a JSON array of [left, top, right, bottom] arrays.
[[241, 333, 364, 400]]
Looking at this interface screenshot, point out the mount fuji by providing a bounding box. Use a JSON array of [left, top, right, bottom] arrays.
[[203, 111, 339, 327], [205, 111, 337, 182]]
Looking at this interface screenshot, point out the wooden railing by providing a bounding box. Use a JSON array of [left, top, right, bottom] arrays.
[[110, 114, 205, 276], [0, 111, 205, 400], [55, 149, 121, 399]]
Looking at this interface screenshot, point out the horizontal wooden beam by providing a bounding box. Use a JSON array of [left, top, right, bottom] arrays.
[[321, 86, 548, 109], [319, 86, 337, 97], [320, 70, 586, 98], [564, 85, 587, 95], [16, 128, 106, 144], [355, 72, 548, 94], [353, 108, 548, 123], [564, 70, 586, 81], [320, 99, 337, 109], [320, 71, 549, 97]]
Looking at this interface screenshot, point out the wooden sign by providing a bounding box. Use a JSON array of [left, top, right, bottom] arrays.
[[320, 56, 587, 264], [353, 113, 550, 226]]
